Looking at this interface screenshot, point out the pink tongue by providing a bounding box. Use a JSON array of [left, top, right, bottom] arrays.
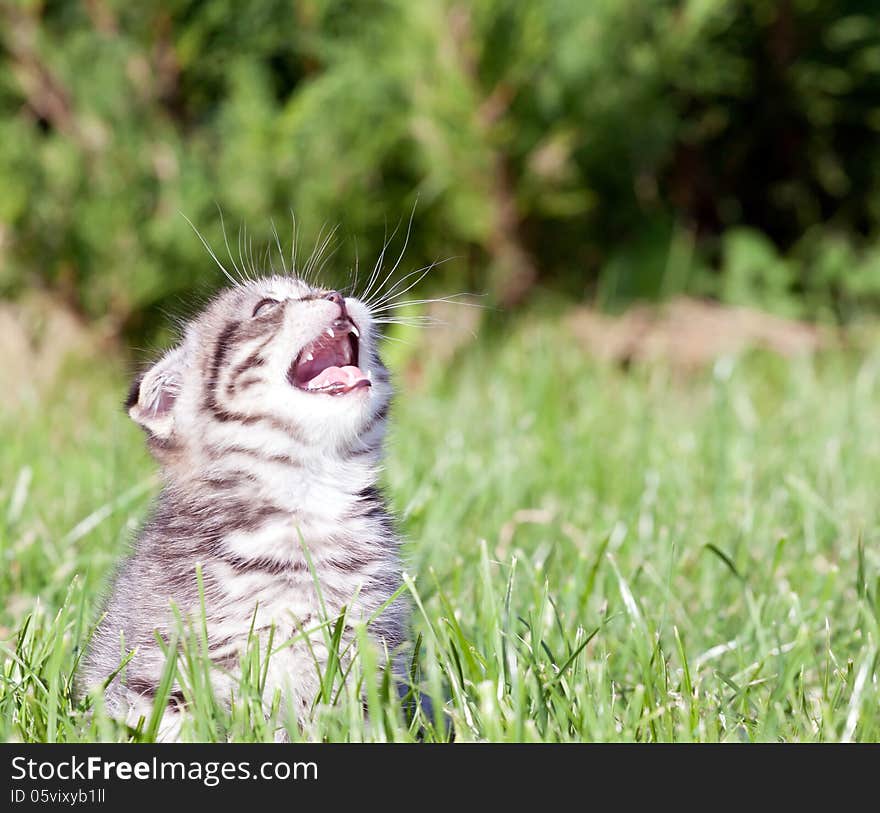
[[307, 365, 368, 390]]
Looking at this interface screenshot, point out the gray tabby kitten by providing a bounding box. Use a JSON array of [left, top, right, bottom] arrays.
[[78, 275, 406, 739]]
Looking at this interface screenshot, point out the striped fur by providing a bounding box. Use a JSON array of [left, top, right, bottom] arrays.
[[78, 276, 406, 739]]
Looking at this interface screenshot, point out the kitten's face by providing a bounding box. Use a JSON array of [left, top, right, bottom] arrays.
[[128, 276, 390, 457]]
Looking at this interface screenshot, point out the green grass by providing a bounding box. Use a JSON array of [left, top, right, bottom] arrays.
[[2, 314, 880, 741]]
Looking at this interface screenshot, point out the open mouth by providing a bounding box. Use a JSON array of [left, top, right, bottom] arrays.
[[288, 318, 371, 395]]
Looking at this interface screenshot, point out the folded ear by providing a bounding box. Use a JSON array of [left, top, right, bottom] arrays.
[[126, 347, 184, 439]]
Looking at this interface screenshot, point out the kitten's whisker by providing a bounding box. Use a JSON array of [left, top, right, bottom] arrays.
[[237, 223, 248, 282], [351, 235, 360, 294], [342, 237, 360, 299], [360, 217, 403, 304], [366, 258, 447, 310], [373, 295, 485, 313], [359, 221, 390, 303], [243, 225, 251, 277], [378, 202, 417, 299], [181, 213, 240, 288], [217, 203, 245, 285], [366, 200, 418, 304], [244, 225, 255, 280], [313, 241, 342, 286], [361, 200, 422, 306], [364, 262, 430, 310], [374, 314, 443, 321], [304, 223, 338, 286], [373, 316, 445, 326], [367, 255, 460, 309], [376, 332, 417, 346], [270, 219, 288, 275], [216, 205, 245, 284], [289, 210, 300, 279], [301, 223, 321, 284], [303, 224, 322, 282]]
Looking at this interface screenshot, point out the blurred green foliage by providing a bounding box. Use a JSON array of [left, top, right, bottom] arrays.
[[1, 0, 880, 337]]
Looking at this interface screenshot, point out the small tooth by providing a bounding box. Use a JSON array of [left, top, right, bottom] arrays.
[[305, 352, 314, 361], [326, 328, 335, 338], [350, 325, 360, 338], [366, 370, 372, 380]]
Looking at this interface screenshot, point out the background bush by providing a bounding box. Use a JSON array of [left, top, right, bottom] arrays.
[[1, 0, 880, 339]]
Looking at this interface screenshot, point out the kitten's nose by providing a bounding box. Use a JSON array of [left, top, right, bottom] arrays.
[[323, 290, 347, 316]]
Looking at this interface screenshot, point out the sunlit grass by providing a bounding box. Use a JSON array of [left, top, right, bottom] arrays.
[[2, 315, 880, 741]]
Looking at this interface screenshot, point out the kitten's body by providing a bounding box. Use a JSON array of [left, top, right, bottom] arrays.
[[79, 276, 406, 737]]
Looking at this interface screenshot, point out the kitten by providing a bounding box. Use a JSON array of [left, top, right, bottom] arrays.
[[78, 275, 407, 739]]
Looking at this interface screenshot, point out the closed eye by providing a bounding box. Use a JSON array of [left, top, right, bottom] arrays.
[[252, 298, 281, 317]]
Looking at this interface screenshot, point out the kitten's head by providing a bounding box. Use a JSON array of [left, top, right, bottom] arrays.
[[126, 276, 390, 459]]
